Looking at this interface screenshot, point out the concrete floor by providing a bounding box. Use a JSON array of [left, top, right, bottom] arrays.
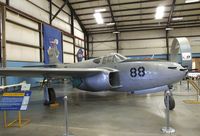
[[0, 81, 200, 136]]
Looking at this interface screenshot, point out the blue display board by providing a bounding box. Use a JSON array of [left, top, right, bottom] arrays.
[[43, 24, 63, 64], [0, 91, 31, 111]]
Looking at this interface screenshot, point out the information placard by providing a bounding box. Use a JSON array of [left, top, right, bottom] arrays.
[[0, 91, 31, 111]]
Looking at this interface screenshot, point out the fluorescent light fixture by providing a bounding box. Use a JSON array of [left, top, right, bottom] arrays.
[[95, 8, 106, 13], [113, 31, 120, 34], [172, 17, 183, 21], [155, 6, 165, 20], [166, 27, 174, 31], [93, 12, 104, 24], [106, 22, 115, 26], [185, 0, 199, 3]]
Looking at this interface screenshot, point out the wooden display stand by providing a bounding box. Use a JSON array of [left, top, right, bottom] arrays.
[[3, 111, 30, 128]]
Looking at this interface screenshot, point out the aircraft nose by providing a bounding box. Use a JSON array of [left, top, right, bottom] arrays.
[[176, 64, 188, 77], [168, 63, 188, 78]]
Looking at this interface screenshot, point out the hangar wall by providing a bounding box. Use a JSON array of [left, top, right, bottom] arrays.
[[89, 27, 200, 59], [0, 0, 85, 86]]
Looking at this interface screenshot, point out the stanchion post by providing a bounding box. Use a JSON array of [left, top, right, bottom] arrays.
[[166, 92, 170, 129], [3, 111, 7, 128], [18, 111, 22, 128], [187, 80, 190, 91], [64, 96, 69, 136]]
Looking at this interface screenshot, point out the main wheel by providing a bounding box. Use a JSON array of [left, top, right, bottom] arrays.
[[48, 88, 56, 104], [44, 87, 56, 105], [164, 95, 175, 110]]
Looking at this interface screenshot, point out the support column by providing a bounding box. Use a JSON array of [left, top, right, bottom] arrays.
[[87, 35, 89, 59], [116, 33, 119, 53], [49, 0, 52, 25], [166, 30, 169, 61], [2, 6, 6, 86], [70, 9, 75, 63]]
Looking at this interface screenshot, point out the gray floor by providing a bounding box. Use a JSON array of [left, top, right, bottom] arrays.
[[0, 81, 200, 136]]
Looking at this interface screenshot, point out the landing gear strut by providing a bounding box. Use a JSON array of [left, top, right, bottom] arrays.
[[43, 78, 57, 105], [164, 90, 175, 110]]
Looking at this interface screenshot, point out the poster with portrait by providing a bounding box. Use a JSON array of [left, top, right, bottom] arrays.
[[76, 48, 84, 62], [43, 24, 63, 64]]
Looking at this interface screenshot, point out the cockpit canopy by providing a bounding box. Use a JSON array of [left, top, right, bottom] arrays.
[[93, 53, 127, 64]]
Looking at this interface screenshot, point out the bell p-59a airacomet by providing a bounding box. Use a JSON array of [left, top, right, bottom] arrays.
[[0, 53, 187, 110]]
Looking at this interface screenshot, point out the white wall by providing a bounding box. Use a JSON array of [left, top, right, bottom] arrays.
[[89, 27, 200, 58], [119, 30, 166, 56], [89, 29, 166, 57], [2, 0, 85, 63], [63, 34, 74, 63], [6, 10, 40, 62], [10, 0, 49, 23]]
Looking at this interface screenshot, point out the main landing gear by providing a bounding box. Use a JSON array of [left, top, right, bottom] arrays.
[[164, 90, 175, 110], [42, 78, 57, 105]]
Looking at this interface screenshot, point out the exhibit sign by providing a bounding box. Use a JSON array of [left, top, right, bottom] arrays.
[[182, 52, 192, 61], [43, 24, 63, 64], [0, 91, 31, 111]]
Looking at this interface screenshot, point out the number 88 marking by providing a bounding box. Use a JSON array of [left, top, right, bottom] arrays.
[[138, 67, 145, 77], [130, 67, 145, 77], [130, 68, 137, 77]]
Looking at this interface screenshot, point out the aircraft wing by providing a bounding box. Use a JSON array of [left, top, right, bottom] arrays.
[[0, 67, 118, 78]]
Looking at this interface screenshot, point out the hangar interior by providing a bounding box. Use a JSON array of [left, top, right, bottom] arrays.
[[0, 0, 200, 136]]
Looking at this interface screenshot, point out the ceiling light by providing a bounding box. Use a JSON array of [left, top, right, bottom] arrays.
[[113, 31, 120, 34], [155, 6, 165, 20], [185, 0, 199, 3], [172, 17, 183, 21], [106, 22, 115, 26], [93, 12, 104, 24], [95, 8, 106, 13], [166, 27, 174, 31]]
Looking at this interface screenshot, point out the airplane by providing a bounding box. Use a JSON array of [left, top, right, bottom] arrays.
[[0, 53, 187, 110]]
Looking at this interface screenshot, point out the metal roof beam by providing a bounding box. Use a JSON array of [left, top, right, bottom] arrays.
[[51, 0, 67, 22], [106, 0, 117, 31], [80, 7, 200, 22], [77, 5, 171, 16], [84, 13, 200, 26], [65, 0, 88, 35], [90, 28, 165, 35], [75, 0, 164, 11], [77, 2, 200, 16], [81, 12, 169, 21], [71, 0, 100, 5], [87, 19, 200, 30], [167, 0, 176, 27], [88, 26, 166, 32], [87, 22, 167, 30], [84, 17, 169, 26]]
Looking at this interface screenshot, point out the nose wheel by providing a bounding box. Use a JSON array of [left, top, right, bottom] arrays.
[[164, 91, 175, 110]]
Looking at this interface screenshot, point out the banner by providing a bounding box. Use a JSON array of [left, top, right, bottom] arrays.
[[43, 24, 63, 64]]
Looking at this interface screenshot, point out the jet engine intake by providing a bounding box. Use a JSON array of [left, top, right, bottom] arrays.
[[78, 71, 121, 91]]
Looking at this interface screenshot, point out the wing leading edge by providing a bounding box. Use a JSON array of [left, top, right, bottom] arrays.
[[0, 67, 118, 78]]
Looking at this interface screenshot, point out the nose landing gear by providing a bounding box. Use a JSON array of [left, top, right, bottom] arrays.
[[164, 90, 175, 110]]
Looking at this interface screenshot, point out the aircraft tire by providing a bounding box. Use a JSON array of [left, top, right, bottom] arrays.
[[48, 88, 56, 104], [164, 95, 175, 110]]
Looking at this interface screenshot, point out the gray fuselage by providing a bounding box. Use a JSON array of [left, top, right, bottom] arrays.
[[66, 57, 186, 93]]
